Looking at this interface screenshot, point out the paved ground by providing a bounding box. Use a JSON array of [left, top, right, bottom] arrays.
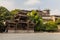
[[0, 33, 60, 40]]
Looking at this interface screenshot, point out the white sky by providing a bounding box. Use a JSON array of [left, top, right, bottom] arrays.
[[0, 0, 60, 15]]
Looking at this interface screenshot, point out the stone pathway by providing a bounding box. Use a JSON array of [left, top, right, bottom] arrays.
[[0, 33, 60, 40]]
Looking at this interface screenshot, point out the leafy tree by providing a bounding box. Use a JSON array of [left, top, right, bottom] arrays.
[[56, 18, 60, 25], [0, 21, 5, 33], [27, 10, 43, 32], [0, 6, 11, 32], [11, 9, 20, 16], [45, 21, 58, 32], [0, 6, 11, 21], [10, 9, 21, 20]]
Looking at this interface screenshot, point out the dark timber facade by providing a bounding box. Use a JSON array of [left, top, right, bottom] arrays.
[[6, 10, 50, 31], [6, 10, 35, 31]]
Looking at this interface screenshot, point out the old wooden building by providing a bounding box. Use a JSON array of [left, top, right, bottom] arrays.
[[6, 9, 53, 31], [6, 10, 35, 31]]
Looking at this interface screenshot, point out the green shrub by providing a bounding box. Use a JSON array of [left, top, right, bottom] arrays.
[[0, 21, 5, 33], [56, 18, 60, 25], [45, 21, 58, 32], [27, 10, 43, 32]]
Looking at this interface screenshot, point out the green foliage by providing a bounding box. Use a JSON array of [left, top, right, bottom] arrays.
[[34, 19, 44, 31], [27, 10, 43, 32], [11, 9, 20, 16], [0, 6, 11, 21], [56, 18, 60, 25], [0, 6, 11, 32], [27, 10, 58, 32], [45, 21, 58, 32], [10, 9, 21, 20], [0, 21, 5, 33]]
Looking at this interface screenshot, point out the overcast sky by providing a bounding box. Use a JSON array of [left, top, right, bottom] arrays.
[[0, 0, 60, 15]]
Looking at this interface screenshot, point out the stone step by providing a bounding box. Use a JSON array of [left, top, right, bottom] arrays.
[[8, 30, 34, 33]]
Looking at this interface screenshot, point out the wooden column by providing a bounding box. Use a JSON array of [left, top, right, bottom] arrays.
[[27, 20, 30, 32], [15, 22, 17, 33]]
